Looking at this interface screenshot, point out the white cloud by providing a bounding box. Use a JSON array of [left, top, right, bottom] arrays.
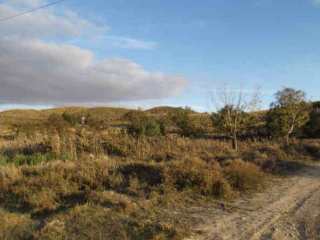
[[0, 0, 108, 38], [0, 37, 189, 105], [0, 0, 157, 49], [0, 0, 187, 106]]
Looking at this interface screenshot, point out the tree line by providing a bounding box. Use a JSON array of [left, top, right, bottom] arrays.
[[210, 86, 312, 150], [12, 86, 316, 151], [122, 86, 315, 151]]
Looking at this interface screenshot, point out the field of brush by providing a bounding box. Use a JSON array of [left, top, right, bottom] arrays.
[[0, 106, 319, 240]]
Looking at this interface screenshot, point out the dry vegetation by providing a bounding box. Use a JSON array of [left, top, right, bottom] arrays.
[[0, 105, 319, 240], [304, 210, 320, 240]]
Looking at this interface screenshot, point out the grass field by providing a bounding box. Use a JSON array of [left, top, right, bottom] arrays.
[[0, 106, 319, 240]]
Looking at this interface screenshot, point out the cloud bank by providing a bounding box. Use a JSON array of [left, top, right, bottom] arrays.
[[0, 37, 189, 105], [0, 0, 189, 106]]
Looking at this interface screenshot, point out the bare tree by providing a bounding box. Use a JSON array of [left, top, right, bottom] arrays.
[[210, 84, 261, 150]]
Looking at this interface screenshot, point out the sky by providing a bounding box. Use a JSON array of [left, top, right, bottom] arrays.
[[0, 0, 319, 112]]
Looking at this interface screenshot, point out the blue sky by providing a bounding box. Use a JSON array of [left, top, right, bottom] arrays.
[[0, 0, 319, 112]]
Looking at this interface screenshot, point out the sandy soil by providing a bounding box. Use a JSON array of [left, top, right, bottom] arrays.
[[185, 162, 320, 240]]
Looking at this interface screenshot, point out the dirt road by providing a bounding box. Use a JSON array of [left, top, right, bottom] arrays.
[[185, 162, 320, 240]]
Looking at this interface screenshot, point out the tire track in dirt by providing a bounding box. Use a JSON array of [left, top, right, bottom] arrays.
[[185, 162, 320, 240], [249, 186, 320, 240]]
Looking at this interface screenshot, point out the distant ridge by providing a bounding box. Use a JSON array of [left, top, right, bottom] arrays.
[[0, 106, 130, 119], [146, 106, 198, 114], [0, 106, 201, 119]]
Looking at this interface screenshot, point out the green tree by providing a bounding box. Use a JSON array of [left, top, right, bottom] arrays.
[[266, 88, 311, 145], [210, 84, 261, 150]]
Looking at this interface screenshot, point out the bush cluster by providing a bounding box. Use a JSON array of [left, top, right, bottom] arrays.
[[62, 112, 80, 127], [1, 91, 320, 240], [171, 107, 203, 137], [125, 110, 164, 137], [0, 157, 266, 217]]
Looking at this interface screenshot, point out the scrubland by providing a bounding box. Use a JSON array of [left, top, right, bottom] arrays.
[[0, 106, 319, 240]]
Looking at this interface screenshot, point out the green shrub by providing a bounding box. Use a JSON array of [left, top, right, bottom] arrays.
[[0, 152, 57, 166], [62, 112, 79, 127], [0, 155, 9, 166], [303, 107, 320, 138], [125, 111, 164, 137], [47, 114, 69, 132], [137, 118, 162, 137], [171, 107, 203, 137], [123, 110, 145, 122], [84, 113, 107, 130]]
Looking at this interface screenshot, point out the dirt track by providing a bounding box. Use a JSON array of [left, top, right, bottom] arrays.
[[185, 162, 320, 240]]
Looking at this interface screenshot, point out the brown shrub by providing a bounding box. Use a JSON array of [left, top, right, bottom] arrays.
[[303, 141, 320, 157], [303, 200, 320, 240], [118, 162, 164, 187], [35, 204, 188, 240], [37, 219, 66, 240], [126, 219, 188, 240], [286, 139, 320, 160], [88, 190, 136, 213], [0, 159, 112, 214], [224, 159, 266, 192], [36, 204, 129, 240], [0, 208, 37, 240], [2, 115, 319, 240], [163, 157, 232, 198]]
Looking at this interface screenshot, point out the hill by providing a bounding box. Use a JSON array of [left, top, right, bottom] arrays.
[[0, 109, 47, 119], [0, 106, 198, 120], [0, 106, 133, 132], [40, 106, 89, 116], [146, 106, 198, 115], [0, 106, 130, 119]]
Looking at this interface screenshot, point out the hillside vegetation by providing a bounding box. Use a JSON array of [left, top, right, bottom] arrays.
[[0, 90, 320, 240]]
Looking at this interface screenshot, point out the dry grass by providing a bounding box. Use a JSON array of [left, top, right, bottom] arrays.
[[0, 108, 319, 240], [0, 157, 192, 240], [0, 207, 37, 240], [302, 200, 320, 240], [163, 157, 233, 198], [224, 159, 266, 192], [0, 149, 268, 239]]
